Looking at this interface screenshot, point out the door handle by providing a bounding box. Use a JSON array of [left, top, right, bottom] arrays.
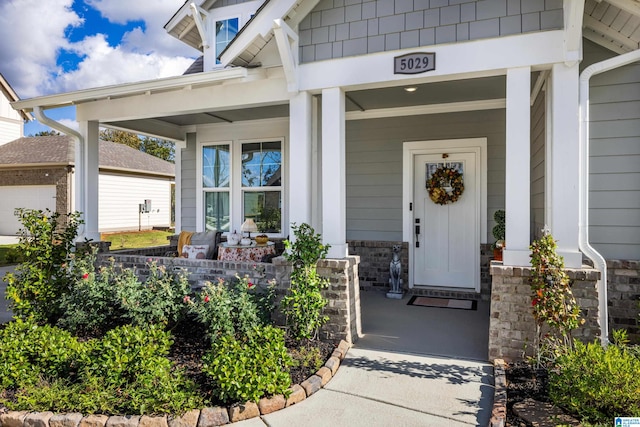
[[415, 219, 420, 248]]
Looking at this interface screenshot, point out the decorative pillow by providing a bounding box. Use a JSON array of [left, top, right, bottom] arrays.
[[181, 244, 209, 259], [190, 231, 220, 259]]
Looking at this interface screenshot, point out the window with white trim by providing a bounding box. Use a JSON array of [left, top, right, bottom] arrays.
[[201, 139, 284, 235], [208, 1, 260, 68]]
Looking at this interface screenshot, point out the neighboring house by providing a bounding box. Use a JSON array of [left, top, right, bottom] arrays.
[[0, 136, 174, 235], [0, 74, 32, 145], [12, 1, 640, 355]]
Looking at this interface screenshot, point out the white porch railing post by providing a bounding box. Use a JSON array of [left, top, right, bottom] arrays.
[[289, 91, 313, 234], [548, 62, 583, 268], [503, 67, 532, 266], [78, 120, 101, 242], [321, 87, 348, 258]]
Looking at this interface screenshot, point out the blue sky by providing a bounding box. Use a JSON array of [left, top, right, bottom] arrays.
[[0, 0, 199, 135]]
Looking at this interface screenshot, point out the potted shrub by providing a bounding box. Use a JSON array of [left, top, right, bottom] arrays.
[[492, 209, 505, 261]]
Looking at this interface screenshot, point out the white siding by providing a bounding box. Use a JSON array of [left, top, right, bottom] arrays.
[[0, 90, 23, 145], [99, 172, 172, 232], [0, 185, 56, 235], [346, 109, 506, 242], [584, 41, 640, 260], [530, 85, 546, 239]]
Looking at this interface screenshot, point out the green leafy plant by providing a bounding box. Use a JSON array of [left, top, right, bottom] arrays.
[[282, 223, 330, 340], [5, 208, 85, 323], [2, 324, 203, 415], [529, 229, 582, 366], [492, 209, 505, 249], [549, 331, 640, 422], [288, 345, 324, 372], [202, 325, 292, 403], [58, 256, 191, 335], [0, 318, 84, 389], [187, 275, 272, 341]]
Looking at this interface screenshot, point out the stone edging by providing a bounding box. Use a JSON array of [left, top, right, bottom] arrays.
[[488, 359, 507, 427], [0, 341, 351, 427]]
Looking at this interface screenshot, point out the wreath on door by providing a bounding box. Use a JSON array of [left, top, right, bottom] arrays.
[[426, 166, 464, 205]]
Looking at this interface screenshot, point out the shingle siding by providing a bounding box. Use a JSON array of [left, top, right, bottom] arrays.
[[299, 0, 563, 63]]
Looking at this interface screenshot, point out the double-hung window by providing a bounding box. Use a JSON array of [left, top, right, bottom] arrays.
[[201, 139, 284, 235]]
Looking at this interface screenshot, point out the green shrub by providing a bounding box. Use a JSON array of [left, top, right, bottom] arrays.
[[550, 334, 640, 422], [282, 223, 330, 340], [202, 325, 292, 403], [288, 345, 324, 372], [0, 318, 84, 389], [1, 324, 203, 415], [5, 209, 84, 323], [188, 275, 271, 341], [59, 257, 191, 334]]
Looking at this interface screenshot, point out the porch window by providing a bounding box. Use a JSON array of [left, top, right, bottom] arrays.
[[200, 139, 284, 235], [241, 141, 282, 233], [203, 144, 230, 231]]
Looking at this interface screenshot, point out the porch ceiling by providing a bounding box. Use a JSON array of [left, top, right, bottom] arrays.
[[104, 75, 509, 134]]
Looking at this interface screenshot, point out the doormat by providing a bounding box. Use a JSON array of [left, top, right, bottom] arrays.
[[407, 296, 477, 311]]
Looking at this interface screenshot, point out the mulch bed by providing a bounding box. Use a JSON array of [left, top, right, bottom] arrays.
[[505, 361, 550, 426]]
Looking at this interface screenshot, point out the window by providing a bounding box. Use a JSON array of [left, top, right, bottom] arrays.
[[242, 141, 282, 233], [200, 139, 284, 235], [215, 17, 239, 65], [202, 144, 230, 231]]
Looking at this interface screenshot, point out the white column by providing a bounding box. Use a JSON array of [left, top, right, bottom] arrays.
[[77, 120, 100, 242], [174, 143, 182, 233], [321, 87, 347, 258], [503, 67, 531, 266], [289, 91, 313, 232], [548, 62, 582, 268]]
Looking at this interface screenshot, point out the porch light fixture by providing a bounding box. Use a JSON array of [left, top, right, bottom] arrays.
[[241, 218, 258, 238], [404, 87, 418, 93]]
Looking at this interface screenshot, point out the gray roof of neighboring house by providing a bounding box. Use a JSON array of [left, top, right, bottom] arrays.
[[0, 136, 175, 177], [183, 56, 204, 75]]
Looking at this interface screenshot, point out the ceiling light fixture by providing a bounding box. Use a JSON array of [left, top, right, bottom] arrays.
[[404, 87, 418, 93]]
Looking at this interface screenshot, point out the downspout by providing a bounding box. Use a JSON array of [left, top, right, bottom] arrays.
[[32, 106, 86, 239], [579, 48, 640, 346]]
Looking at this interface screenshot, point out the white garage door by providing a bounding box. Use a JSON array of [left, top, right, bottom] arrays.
[[0, 185, 57, 235]]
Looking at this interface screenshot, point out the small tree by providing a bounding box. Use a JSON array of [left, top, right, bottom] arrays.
[[5, 209, 84, 323], [281, 223, 330, 340], [529, 228, 582, 365]]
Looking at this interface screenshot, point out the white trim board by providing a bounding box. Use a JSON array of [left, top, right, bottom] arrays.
[[403, 138, 488, 292]]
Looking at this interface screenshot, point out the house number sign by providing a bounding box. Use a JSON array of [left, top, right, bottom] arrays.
[[394, 52, 436, 75]]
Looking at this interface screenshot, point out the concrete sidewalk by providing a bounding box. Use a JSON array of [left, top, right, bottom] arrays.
[[230, 347, 493, 427]]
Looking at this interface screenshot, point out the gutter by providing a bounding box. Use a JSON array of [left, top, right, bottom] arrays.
[[579, 48, 640, 347], [32, 106, 86, 239]]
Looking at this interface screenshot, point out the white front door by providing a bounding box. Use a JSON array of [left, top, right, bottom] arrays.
[[413, 151, 479, 289]]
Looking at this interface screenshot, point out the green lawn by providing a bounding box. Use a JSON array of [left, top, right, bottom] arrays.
[[0, 245, 20, 266], [102, 230, 174, 250]]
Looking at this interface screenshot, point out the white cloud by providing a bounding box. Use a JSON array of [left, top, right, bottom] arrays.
[[0, 0, 198, 100], [0, 0, 82, 98], [57, 118, 80, 132]]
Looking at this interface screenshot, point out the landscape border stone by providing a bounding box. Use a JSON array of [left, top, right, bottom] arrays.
[[0, 340, 351, 427], [489, 359, 507, 427]]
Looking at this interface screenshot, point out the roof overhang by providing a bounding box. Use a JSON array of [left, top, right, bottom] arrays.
[[583, 0, 640, 54], [164, 0, 219, 51], [11, 67, 248, 113], [1, 73, 33, 121]]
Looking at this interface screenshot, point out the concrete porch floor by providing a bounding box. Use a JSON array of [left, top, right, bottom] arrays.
[[357, 290, 490, 361]]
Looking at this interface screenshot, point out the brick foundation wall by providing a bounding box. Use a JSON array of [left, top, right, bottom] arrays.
[[0, 167, 70, 215], [489, 263, 600, 362], [348, 240, 492, 300], [607, 259, 640, 343], [96, 253, 362, 345]]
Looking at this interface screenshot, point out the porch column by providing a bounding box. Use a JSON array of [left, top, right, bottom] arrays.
[[321, 87, 348, 258], [503, 67, 531, 266], [289, 91, 313, 230], [548, 62, 582, 268], [77, 120, 100, 242]]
